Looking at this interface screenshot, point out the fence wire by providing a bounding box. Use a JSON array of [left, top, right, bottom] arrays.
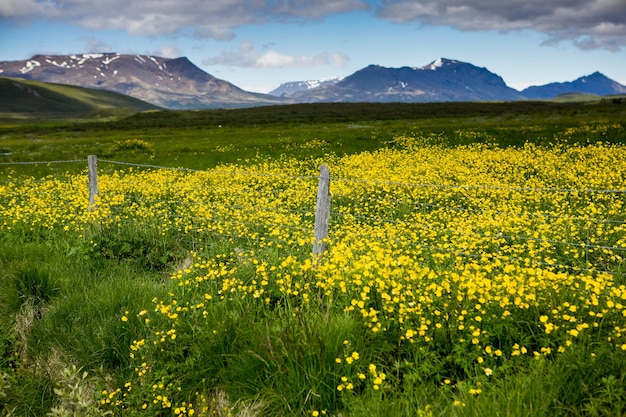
[[2, 157, 626, 277]]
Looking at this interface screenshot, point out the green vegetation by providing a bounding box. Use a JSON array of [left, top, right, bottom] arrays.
[[0, 77, 159, 121], [1, 100, 625, 177], [1, 101, 626, 416]]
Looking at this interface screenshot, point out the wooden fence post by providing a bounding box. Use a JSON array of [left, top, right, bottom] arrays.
[[313, 164, 331, 256], [88, 155, 98, 211]]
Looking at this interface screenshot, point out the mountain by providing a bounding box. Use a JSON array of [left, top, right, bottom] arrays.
[[290, 58, 525, 103], [269, 77, 340, 97], [0, 53, 284, 109], [2, 54, 623, 109], [0, 76, 159, 118], [522, 72, 626, 99]]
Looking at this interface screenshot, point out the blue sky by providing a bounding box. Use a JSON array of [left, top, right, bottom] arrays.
[[1, 0, 625, 93]]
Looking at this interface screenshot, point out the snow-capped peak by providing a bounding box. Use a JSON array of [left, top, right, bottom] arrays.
[[420, 58, 459, 71]]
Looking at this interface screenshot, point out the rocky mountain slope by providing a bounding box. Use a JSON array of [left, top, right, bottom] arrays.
[[0, 53, 284, 109]]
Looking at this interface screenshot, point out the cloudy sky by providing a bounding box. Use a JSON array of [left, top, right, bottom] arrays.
[[1, 0, 625, 93]]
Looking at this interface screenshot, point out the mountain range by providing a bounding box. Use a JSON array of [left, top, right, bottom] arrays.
[[288, 58, 526, 103], [1, 54, 624, 109]]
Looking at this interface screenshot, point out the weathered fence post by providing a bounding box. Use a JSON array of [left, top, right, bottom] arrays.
[[88, 155, 98, 211], [313, 164, 331, 257]]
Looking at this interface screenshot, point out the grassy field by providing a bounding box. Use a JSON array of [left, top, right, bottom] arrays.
[[2, 100, 626, 176], [1, 101, 626, 416]]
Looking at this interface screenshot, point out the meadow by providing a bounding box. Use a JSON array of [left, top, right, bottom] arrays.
[[1, 101, 626, 416]]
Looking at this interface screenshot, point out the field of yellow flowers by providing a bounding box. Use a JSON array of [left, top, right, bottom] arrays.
[[2, 134, 626, 416]]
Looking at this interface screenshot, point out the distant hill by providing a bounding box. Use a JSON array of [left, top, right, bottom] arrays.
[[0, 53, 285, 109], [548, 92, 601, 103], [0, 76, 160, 118], [290, 58, 525, 103], [522, 72, 626, 99]]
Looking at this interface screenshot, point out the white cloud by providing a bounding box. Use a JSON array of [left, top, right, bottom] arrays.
[[0, 0, 53, 18], [151, 45, 182, 59], [3, 0, 622, 52], [377, 0, 626, 51], [203, 42, 349, 68], [331, 52, 350, 67], [0, 0, 369, 40], [269, 0, 370, 18]]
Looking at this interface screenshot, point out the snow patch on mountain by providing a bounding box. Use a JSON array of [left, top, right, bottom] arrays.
[[72, 54, 104, 65], [305, 76, 339, 89], [268, 76, 341, 97], [20, 60, 41, 74], [103, 54, 121, 65]]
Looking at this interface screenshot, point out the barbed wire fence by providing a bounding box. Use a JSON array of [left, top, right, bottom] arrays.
[[2, 156, 626, 277], [86, 157, 323, 259]]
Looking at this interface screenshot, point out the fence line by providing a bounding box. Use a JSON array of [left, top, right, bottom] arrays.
[[87, 155, 328, 256], [5, 156, 625, 197], [93, 158, 626, 193], [3, 155, 626, 274]]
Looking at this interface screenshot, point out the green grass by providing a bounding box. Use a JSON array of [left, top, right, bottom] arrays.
[[1, 100, 625, 178], [1, 101, 626, 416], [0, 233, 170, 415], [1, 198, 624, 417]]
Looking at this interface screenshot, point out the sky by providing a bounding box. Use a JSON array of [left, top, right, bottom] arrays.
[[0, 0, 625, 94]]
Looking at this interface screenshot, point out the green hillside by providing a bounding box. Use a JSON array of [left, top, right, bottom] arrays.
[[0, 77, 160, 119]]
